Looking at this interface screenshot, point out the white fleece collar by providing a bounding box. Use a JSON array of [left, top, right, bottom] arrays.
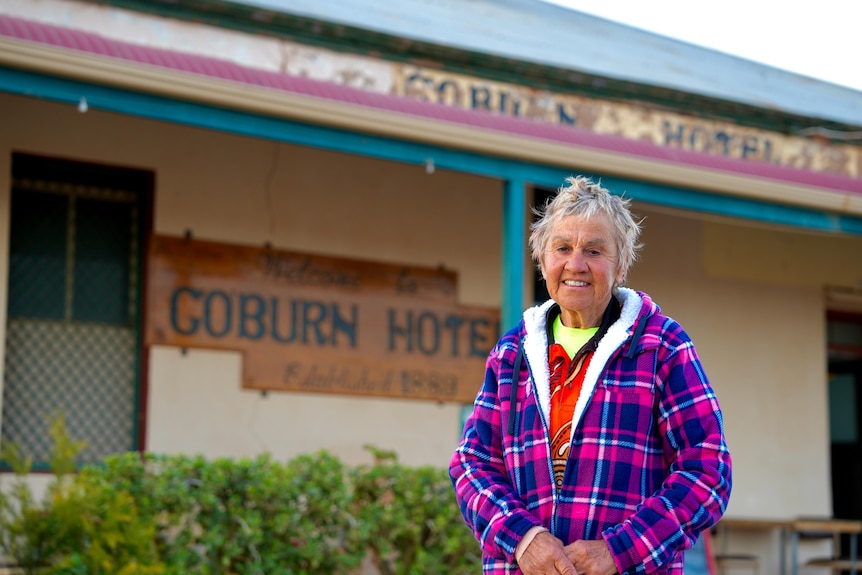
[[521, 287, 643, 433]]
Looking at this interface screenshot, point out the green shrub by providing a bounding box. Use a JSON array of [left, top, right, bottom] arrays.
[[85, 450, 364, 575], [1, 419, 480, 575], [350, 446, 479, 575]]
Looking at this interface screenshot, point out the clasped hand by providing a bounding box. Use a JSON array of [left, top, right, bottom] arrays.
[[518, 531, 618, 575]]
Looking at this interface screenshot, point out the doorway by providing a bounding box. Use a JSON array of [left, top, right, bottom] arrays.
[[0, 152, 153, 468], [828, 310, 862, 528]]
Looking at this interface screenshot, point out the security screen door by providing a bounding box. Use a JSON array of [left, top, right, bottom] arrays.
[[1, 153, 149, 466]]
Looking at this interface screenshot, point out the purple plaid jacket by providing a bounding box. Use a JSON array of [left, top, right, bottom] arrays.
[[450, 288, 732, 574]]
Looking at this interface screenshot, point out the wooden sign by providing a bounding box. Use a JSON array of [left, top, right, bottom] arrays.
[[145, 235, 499, 403]]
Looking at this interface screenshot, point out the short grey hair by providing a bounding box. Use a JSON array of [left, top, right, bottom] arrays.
[[529, 176, 643, 285]]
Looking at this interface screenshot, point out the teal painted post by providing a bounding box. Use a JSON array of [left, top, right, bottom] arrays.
[[502, 178, 527, 332]]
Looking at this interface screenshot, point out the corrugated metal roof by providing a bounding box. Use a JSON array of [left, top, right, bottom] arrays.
[[236, 0, 862, 129], [2, 12, 860, 198]]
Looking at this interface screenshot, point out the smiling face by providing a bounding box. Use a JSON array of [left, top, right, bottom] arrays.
[[541, 213, 622, 328]]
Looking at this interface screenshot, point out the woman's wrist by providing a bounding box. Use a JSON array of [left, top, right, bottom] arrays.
[[515, 525, 549, 563]]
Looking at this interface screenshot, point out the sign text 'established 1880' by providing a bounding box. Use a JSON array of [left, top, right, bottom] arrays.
[[145, 235, 498, 403]]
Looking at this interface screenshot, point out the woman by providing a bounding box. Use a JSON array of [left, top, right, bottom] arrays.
[[450, 176, 731, 575]]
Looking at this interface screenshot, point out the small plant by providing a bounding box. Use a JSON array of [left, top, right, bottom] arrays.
[[49, 468, 164, 575], [0, 412, 86, 573], [0, 413, 163, 575]]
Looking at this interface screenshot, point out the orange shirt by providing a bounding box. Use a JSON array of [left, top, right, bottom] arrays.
[[548, 320, 597, 489]]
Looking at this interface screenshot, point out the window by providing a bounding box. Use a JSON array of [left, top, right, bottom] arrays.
[[1, 153, 151, 467]]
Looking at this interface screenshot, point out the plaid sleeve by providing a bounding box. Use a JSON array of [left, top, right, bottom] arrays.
[[449, 338, 544, 564], [603, 321, 732, 575]]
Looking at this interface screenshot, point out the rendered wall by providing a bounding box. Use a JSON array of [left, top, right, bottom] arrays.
[[0, 92, 501, 467], [3, 93, 862, 571], [628, 206, 838, 519]]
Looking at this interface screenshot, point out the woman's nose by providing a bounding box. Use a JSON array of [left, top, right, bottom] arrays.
[[564, 251, 586, 271]]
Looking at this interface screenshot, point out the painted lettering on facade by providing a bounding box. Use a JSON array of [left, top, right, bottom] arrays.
[[400, 69, 577, 125], [145, 235, 497, 403], [391, 65, 859, 177], [662, 121, 775, 162]]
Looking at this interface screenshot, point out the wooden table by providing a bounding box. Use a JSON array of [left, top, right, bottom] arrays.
[[790, 517, 862, 575], [717, 517, 862, 575], [717, 517, 794, 574]]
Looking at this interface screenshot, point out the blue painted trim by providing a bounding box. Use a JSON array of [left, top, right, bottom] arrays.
[[502, 179, 526, 331], [3, 66, 862, 238], [0, 67, 568, 183], [595, 175, 841, 228]]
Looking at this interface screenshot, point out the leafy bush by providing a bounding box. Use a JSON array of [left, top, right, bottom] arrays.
[[0, 420, 480, 575], [81, 450, 364, 575], [350, 446, 479, 575]]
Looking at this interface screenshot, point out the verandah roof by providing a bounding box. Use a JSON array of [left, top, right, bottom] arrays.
[[1, 12, 860, 213]]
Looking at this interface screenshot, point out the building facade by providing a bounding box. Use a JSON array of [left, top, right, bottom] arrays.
[[1, 0, 862, 571]]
